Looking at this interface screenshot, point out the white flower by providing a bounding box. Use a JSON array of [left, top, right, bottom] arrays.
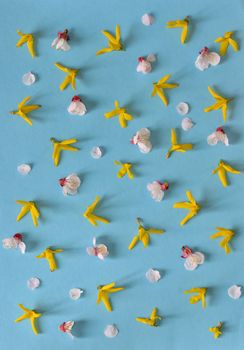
[[17, 164, 31, 175], [195, 47, 220, 71], [145, 268, 161, 283], [181, 117, 194, 131], [104, 324, 119, 338], [86, 237, 109, 260], [59, 174, 81, 196], [141, 14, 154, 26], [22, 72, 36, 86], [147, 181, 169, 202], [59, 321, 74, 338], [27, 277, 40, 290], [184, 252, 205, 271], [207, 127, 229, 146], [91, 146, 102, 159], [136, 55, 156, 74], [2, 234, 26, 254], [69, 288, 83, 300], [176, 102, 189, 115], [131, 128, 152, 153], [52, 30, 70, 51], [68, 96, 87, 116], [228, 285, 242, 299]]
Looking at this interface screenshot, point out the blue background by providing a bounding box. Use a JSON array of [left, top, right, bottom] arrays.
[[0, 0, 244, 349]]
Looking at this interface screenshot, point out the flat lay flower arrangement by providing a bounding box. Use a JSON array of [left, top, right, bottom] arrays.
[[0, 0, 244, 349]]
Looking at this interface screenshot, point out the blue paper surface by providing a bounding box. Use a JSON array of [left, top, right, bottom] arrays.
[[0, 0, 244, 349]]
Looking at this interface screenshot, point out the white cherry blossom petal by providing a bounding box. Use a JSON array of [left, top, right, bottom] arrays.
[[208, 52, 221, 66], [17, 164, 31, 175], [176, 102, 189, 115], [228, 285, 242, 299], [141, 14, 154, 26], [181, 117, 194, 131], [27, 277, 40, 290], [104, 324, 119, 338], [146, 268, 161, 283], [22, 72, 36, 86], [69, 288, 83, 300], [91, 146, 103, 159]]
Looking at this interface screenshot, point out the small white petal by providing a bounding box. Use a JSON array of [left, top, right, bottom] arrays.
[[141, 14, 154, 26], [147, 54, 156, 62], [195, 55, 209, 71], [69, 288, 83, 300], [228, 285, 242, 299], [104, 324, 119, 338], [193, 252, 205, 265], [22, 72, 36, 86], [18, 241, 26, 254], [184, 257, 198, 271], [146, 268, 161, 283], [181, 117, 194, 131], [176, 102, 189, 115], [17, 164, 31, 175], [2, 237, 17, 249], [208, 52, 220, 66], [91, 147, 102, 159], [27, 277, 40, 290], [207, 133, 218, 145], [136, 61, 152, 74], [68, 101, 87, 116]]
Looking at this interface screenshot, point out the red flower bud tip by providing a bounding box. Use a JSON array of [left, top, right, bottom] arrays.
[[181, 246, 192, 258], [13, 233, 23, 241], [72, 95, 81, 102], [59, 178, 67, 187], [130, 138, 135, 144], [160, 182, 169, 191], [59, 323, 66, 333], [199, 47, 209, 55], [58, 30, 69, 40], [216, 127, 225, 134], [138, 57, 145, 62]]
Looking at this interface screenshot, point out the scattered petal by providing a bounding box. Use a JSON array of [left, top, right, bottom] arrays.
[[207, 127, 229, 146], [69, 288, 83, 300], [22, 72, 36, 86], [195, 47, 220, 71], [131, 128, 152, 153], [59, 321, 74, 338], [137, 57, 152, 74], [104, 324, 119, 338], [86, 238, 109, 260], [181, 117, 194, 131], [59, 173, 81, 196], [176, 102, 189, 115], [147, 54, 156, 62], [91, 146, 102, 159], [17, 164, 31, 175], [228, 285, 242, 299], [52, 30, 70, 51], [147, 181, 169, 202], [141, 14, 154, 26], [68, 96, 87, 116], [27, 277, 40, 290], [146, 268, 161, 283]]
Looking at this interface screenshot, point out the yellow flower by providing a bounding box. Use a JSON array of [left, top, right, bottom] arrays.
[[212, 160, 240, 187], [184, 287, 207, 309], [114, 161, 134, 179], [104, 100, 133, 128], [128, 218, 164, 250], [96, 282, 124, 312], [50, 138, 79, 166], [209, 322, 223, 339], [55, 63, 79, 90], [96, 25, 123, 55], [15, 304, 41, 335], [210, 228, 235, 254], [36, 247, 63, 272], [136, 307, 161, 327], [16, 200, 40, 227], [16, 30, 35, 57], [204, 86, 232, 123], [151, 74, 179, 106], [166, 128, 193, 158], [83, 196, 109, 226], [173, 191, 200, 226], [166, 17, 190, 44], [10, 96, 41, 125], [215, 31, 239, 56]]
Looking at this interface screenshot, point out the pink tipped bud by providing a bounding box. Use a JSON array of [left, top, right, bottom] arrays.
[[138, 57, 145, 62], [216, 126, 225, 134], [199, 47, 209, 55], [181, 246, 193, 258], [59, 323, 66, 333], [72, 95, 81, 102], [13, 233, 23, 241], [59, 178, 67, 187], [160, 182, 169, 191]]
